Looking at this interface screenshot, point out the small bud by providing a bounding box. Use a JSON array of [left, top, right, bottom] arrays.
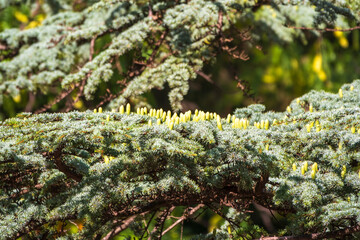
[[137, 108, 141, 114], [304, 161, 308, 172], [309, 104, 313, 113], [341, 165, 346, 179], [175, 117, 179, 125], [200, 112, 205, 121], [167, 110, 172, 118], [237, 119, 242, 129], [157, 119, 161, 125], [194, 109, 199, 116], [169, 121, 174, 130], [287, 106, 292, 114], [226, 114, 231, 123], [180, 115, 186, 123], [140, 108, 144, 115], [148, 119, 152, 126], [93, 109, 97, 113], [104, 156, 109, 164], [119, 105, 124, 114], [341, 170, 346, 179], [306, 124, 312, 133], [111, 109, 116, 113], [265, 119, 269, 130], [292, 163, 297, 171], [265, 144, 269, 151], [143, 107, 147, 115], [217, 120, 223, 131], [126, 103, 131, 115], [186, 111, 191, 121], [338, 142, 342, 150], [204, 112, 209, 120], [350, 85, 354, 91], [260, 120, 264, 129], [301, 166, 305, 175], [312, 163, 318, 172], [106, 115, 110, 121], [311, 169, 316, 179], [339, 88, 343, 98], [351, 126, 356, 134], [98, 107, 102, 113], [296, 98, 300, 104], [227, 225, 232, 234]]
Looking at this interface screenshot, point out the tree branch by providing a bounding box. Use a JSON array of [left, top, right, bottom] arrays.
[[287, 25, 360, 32], [259, 224, 360, 240]]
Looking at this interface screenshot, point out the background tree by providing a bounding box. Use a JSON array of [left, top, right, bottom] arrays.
[[1, 0, 360, 239]]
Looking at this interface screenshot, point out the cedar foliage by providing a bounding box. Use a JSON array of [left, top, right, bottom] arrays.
[[1, 81, 360, 239], [1, 0, 360, 239]]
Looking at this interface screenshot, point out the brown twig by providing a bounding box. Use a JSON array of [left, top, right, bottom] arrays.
[[235, 76, 259, 103], [258, 224, 360, 240], [89, 36, 96, 61], [161, 204, 204, 236], [148, 206, 175, 240], [139, 212, 157, 240], [43, 146, 83, 182], [31, 0, 42, 17], [102, 216, 137, 240], [287, 25, 360, 32], [195, 70, 214, 84], [35, 86, 75, 114], [95, 87, 126, 109]]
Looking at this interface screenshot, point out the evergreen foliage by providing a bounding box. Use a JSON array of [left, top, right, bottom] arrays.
[[1, 0, 360, 239], [0, 0, 359, 112], [1, 80, 360, 239]]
